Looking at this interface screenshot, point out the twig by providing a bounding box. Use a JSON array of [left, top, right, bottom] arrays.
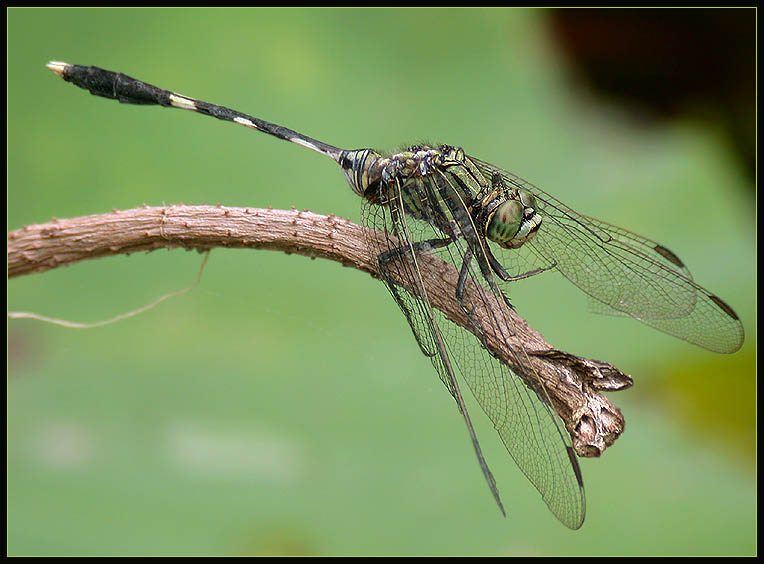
[[7, 204, 632, 457]]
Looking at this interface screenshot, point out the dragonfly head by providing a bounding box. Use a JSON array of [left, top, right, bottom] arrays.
[[485, 188, 542, 249]]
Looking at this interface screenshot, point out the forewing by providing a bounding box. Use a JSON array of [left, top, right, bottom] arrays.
[[472, 158, 744, 354]]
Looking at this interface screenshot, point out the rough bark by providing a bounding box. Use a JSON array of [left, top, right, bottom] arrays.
[[7, 204, 632, 457]]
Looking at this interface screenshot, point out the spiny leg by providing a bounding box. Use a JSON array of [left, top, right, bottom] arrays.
[[378, 237, 455, 358], [454, 245, 494, 349], [485, 245, 558, 282]]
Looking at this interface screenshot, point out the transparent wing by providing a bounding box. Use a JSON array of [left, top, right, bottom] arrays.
[[471, 158, 744, 354], [361, 170, 586, 529]]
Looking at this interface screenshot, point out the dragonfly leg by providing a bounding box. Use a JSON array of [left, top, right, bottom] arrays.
[[462, 242, 516, 311], [455, 246, 491, 347], [486, 244, 557, 282], [455, 244, 514, 356], [455, 245, 473, 302], [377, 236, 455, 269], [377, 237, 455, 357]]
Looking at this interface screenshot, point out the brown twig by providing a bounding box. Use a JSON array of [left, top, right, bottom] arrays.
[[7, 204, 631, 457]]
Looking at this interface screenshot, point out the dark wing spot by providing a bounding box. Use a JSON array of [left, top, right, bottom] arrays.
[[709, 294, 740, 320], [653, 244, 685, 268], [566, 446, 585, 488]]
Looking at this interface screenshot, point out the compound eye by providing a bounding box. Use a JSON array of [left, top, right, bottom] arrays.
[[518, 188, 537, 209], [486, 200, 524, 244]]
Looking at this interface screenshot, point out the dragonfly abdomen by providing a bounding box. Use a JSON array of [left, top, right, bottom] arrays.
[[46, 62, 343, 160]]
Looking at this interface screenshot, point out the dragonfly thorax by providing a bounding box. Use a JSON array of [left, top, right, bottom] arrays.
[[339, 144, 463, 204]]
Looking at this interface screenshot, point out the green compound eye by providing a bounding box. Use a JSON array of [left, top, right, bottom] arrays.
[[486, 200, 524, 245], [518, 188, 536, 209]]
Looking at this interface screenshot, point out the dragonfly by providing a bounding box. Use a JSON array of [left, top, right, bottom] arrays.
[[46, 62, 744, 530]]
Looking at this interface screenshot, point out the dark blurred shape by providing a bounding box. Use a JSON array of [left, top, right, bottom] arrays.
[[549, 9, 755, 182]]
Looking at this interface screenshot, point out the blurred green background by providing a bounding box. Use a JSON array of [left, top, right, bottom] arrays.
[[7, 8, 755, 556]]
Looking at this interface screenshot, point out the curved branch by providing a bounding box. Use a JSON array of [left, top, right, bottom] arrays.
[[7, 205, 631, 457]]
